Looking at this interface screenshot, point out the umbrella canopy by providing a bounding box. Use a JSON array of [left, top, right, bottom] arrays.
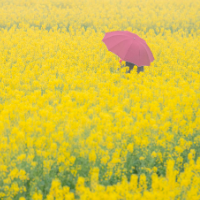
[[102, 31, 154, 67]]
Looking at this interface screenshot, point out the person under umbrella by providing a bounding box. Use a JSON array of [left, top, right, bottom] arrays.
[[119, 59, 144, 74], [102, 31, 154, 73]]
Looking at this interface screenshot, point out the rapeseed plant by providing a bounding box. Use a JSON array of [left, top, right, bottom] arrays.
[[0, 0, 199, 199]]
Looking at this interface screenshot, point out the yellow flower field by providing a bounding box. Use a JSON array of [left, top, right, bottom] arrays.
[[0, 0, 200, 199]]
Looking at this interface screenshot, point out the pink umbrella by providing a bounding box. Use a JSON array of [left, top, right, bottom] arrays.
[[102, 31, 154, 67]]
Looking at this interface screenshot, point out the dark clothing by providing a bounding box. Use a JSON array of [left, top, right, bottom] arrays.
[[137, 66, 144, 73], [126, 62, 135, 73], [125, 62, 144, 73]]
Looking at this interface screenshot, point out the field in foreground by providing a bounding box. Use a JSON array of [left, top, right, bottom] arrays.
[[0, 0, 200, 199]]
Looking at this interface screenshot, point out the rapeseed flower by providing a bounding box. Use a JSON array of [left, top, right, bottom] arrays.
[[0, 0, 199, 199]]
